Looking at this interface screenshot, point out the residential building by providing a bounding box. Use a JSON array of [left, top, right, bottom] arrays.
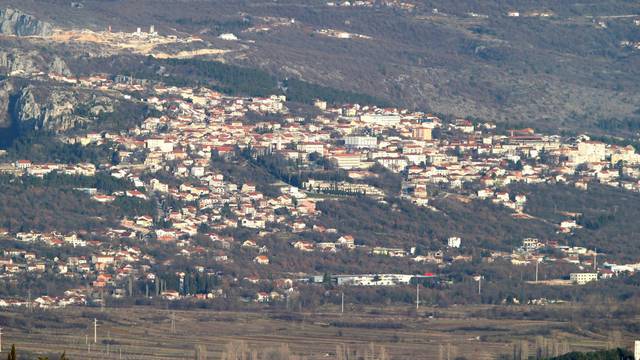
[[570, 272, 598, 285]]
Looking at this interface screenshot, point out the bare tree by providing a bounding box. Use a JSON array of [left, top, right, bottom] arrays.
[[195, 344, 207, 360]]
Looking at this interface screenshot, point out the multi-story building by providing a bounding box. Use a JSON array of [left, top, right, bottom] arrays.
[[344, 136, 378, 149], [570, 272, 598, 285], [296, 142, 325, 155], [331, 153, 363, 169], [359, 114, 401, 127], [412, 126, 432, 140]]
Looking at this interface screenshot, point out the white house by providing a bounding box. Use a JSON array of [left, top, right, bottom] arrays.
[[447, 237, 461, 248]]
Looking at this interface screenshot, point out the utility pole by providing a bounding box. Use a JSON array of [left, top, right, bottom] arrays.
[[477, 276, 482, 295], [0, 326, 3, 353], [593, 247, 597, 270], [94, 318, 97, 344], [416, 282, 420, 310], [535, 261, 539, 283], [171, 311, 176, 333], [341, 291, 344, 314]]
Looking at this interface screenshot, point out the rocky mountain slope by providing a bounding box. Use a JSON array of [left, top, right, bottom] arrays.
[[0, 47, 71, 76], [0, 8, 52, 36], [0, 1, 639, 134], [12, 84, 107, 133], [0, 80, 13, 129], [0, 78, 144, 147]]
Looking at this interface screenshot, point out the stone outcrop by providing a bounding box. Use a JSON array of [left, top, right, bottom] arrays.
[[0, 49, 71, 76], [0, 82, 119, 136], [12, 85, 116, 133], [0, 8, 52, 37], [0, 80, 14, 129]]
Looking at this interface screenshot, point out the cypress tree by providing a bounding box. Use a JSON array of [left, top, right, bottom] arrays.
[[7, 344, 16, 360]]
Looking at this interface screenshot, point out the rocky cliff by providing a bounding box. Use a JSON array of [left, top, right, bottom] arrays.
[[0, 80, 14, 129], [12, 84, 116, 133], [0, 48, 71, 76], [0, 8, 52, 37], [0, 76, 147, 145]]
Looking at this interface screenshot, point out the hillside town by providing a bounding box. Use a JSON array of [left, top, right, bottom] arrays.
[[1, 68, 640, 310], [4, 1, 640, 359]]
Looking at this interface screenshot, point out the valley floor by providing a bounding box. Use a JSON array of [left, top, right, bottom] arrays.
[[0, 304, 629, 359]]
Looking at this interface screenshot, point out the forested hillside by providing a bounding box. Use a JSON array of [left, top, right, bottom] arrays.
[[0, 173, 154, 232], [511, 183, 640, 261]]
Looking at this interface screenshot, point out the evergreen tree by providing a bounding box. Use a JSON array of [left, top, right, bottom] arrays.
[[7, 345, 16, 360]]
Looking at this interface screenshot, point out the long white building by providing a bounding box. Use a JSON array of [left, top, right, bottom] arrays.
[[344, 136, 378, 148]]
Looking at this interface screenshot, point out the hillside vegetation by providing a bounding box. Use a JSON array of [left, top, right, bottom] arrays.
[[511, 183, 640, 261], [0, 0, 638, 132]]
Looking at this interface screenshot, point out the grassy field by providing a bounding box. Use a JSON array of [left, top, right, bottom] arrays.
[[0, 304, 630, 359]]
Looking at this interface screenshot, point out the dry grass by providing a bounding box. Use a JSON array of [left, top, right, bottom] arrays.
[[0, 304, 625, 359]]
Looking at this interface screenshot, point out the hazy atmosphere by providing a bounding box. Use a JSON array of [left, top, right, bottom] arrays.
[[0, 1, 639, 359]]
